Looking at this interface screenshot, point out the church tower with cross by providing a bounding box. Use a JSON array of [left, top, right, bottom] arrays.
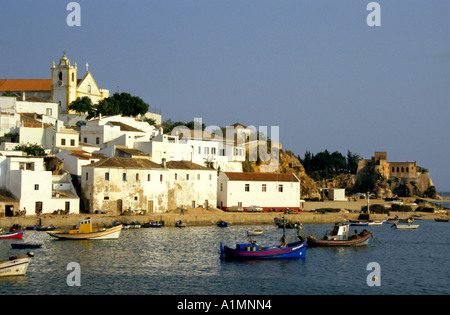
[[51, 51, 110, 114]]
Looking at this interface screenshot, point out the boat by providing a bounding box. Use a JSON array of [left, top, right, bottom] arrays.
[[349, 220, 369, 226], [435, 218, 449, 222], [398, 218, 414, 223], [306, 223, 372, 247], [11, 243, 42, 249], [391, 223, 419, 229], [274, 217, 302, 229], [247, 230, 264, 236], [368, 220, 386, 225], [9, 224, 22, 232], [220, 216, 307, 260], [175, 220, 186, 227], [142, 220, 164, 228], [128, 221, 141, 229], [0, 230, 24, 239], [386, 219, 399, 224], [217, 220, 228, 227], [220, 239, 307, 260], [0, 252, 34, 277], [47, 218, 122, 240]]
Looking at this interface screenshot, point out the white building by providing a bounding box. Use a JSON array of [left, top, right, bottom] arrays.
[[217, 172, 301, 211], [134, 128, 245, 172], [56, 149, 100, 177], [0, 155, 79, 214], [81, 157, 217, 214], [326, 188, 347, 201]]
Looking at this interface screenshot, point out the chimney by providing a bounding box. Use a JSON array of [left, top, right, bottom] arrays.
[[161, 158, 166, 168], [22, 92, 26, 101]]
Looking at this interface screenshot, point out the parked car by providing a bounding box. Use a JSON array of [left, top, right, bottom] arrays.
[[227, 206, 244, 212], [246, 205, 264, 212]]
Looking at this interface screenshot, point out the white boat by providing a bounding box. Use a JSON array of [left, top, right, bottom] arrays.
[[368, 219, 387, 225], [247, 230, 263, 236], [392, 223, 419, 229], [47, 218, 121, 240], [0, 252, 34, 277]]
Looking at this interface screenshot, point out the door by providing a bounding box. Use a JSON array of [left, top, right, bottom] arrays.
[[5, 205, 14, 217], [117, 199, 123, 214], [147, 200, 154, 213], [65, 201, 70, 212], [192, 200, 196, 208], [35, 201, 43, 214]]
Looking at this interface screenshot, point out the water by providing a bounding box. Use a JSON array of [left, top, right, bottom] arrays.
[[0, 220, 449, 295]]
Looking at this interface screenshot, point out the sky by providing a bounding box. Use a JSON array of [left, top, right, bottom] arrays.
[[1, 0, 449, 191]]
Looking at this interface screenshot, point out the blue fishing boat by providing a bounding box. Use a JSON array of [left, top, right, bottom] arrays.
[[217, 220, 228, 227], [11, 243, 42, 249], [349, 220, 369, 226], [220, 216, 307, 260]]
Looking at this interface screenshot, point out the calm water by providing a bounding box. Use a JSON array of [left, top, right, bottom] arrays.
[[0, 220, 449, 295]]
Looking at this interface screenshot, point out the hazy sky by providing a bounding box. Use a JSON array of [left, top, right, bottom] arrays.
[[1, 0, 449, 190]]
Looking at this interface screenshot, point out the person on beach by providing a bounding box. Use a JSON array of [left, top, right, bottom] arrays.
[[180, 205, 184, 215]]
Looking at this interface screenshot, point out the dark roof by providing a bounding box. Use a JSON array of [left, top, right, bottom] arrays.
[[86, 157, 163, 169], [108, 121, 144, 133], [116, 147, 150, 156], [224, 172, 299, 182], [166, 160, 213, 171]]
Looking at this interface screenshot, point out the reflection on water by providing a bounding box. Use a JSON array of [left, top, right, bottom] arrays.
[[0, 220, 449, 295]]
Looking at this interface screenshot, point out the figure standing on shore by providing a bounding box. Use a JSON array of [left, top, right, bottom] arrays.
[[180, 206, 184, 215]]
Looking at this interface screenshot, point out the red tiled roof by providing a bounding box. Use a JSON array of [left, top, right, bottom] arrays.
[[224, 172, 299, 182], [0, 79, 51, 92]]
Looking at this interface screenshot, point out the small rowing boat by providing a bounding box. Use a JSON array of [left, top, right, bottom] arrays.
[[217, 220, 228, 227], [11, 243, 42, 249], [391, 223, 419, 229], [0, 252, 34, 277], [247, 230, 263, 236], [0, 230, 23, 239], [47, 218, 121, 240]]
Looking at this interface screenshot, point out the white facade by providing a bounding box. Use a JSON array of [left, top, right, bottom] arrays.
[[0, 155, 79, 214], [217, 172, 301, 211], [81, 157, 217, 214], [327, 188, 347, 201], [56, 149, 100, 176]]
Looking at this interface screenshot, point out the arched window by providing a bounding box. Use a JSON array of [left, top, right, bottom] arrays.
[[406, 167, 409, 172], [392, 167, 395, 172], [397, 167, 399, 172], [71, 73, 75, 82], [87, 84, 91, 93], [401, 167, 404, 172], [58, 71, 63, 81]]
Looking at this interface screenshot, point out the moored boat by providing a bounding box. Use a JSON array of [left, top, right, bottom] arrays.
[[11, 243, 42, 249], [47, 218, 121, 240], [217, 220, 228, 227], [391, 223, 419, 229], [175, 220, 186, 227], [247, 229, 264, 236], [0, 230, 24, 239], [142, 220, 164, 228], [368, 219, 387, 225], [307, 223, 372, 247], [0, 252, 34, 277], [349, 220, 369, 226], [435, 218, 448, 222]]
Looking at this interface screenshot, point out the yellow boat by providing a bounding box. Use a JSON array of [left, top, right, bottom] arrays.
[[47, 218, 121, 240]]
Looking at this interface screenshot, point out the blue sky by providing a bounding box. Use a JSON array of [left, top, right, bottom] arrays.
[[1, 0, 449, 191]]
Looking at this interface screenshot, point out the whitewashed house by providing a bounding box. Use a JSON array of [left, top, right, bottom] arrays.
[[0, 155, 79, 214], [134, 128, 245, 172], [56, 149, 99, 177], [81, 157, 217, 214], [217, 172, 301, 211]]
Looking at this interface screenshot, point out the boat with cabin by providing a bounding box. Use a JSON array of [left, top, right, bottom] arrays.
[[47, 218, 122, 240], [307, 223, 372, 247], [391, 223, 419, 229]]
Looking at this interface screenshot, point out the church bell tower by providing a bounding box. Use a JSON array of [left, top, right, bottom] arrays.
[[51, 51, 78, 114]]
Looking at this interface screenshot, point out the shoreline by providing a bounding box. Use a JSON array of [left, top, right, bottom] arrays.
[[0, 199, 447, 229]]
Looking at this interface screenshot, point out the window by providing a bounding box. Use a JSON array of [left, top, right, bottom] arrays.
[[104, 196, 109, 200], [175, 173, 178, 180], [134, 196, 138, 201], [245, 184, 250, 192], [209, 174, 212, 180], [186, 174, 190, 180], [122, 173, 127, 181], [105, 172, 109, 181], [83, 137, 87, 143], [96, 137, 100, 145], [85, 172, 88, 180], [70, 139, 75, 146], [147, 174, 151, 181], [46, 108, 52, 116], [58, 71, 63, 81], [71, 73, 74, 82], [198, 146, 201, 154], [136, 173, 139, 181], [204, 147, 209, 154], [61, 138, 66, 146], [160, 174, 163, 182], [238, 202, 242, 207], [211, 147, 216, 155], [278, 184, 283, 192], [197, 174, 200, 180], [262, 184, 267, 192], [34, 184, 39, 190], [220, 183, 223, 192]]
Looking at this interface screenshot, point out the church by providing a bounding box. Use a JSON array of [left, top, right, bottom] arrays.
[[0, 52, 109, 114]]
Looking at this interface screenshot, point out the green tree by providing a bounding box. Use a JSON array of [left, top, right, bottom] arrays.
[[93, 92, 149, 117], [69, 96, 94, 116], [346, 150, 361, 174], [14, 143, 46, 156]]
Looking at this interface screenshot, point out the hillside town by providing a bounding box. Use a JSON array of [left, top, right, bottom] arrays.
[[0, 53, 301, 216]]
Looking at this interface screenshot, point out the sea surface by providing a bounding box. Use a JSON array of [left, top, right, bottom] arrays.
[[0, 219, 449, 295]]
